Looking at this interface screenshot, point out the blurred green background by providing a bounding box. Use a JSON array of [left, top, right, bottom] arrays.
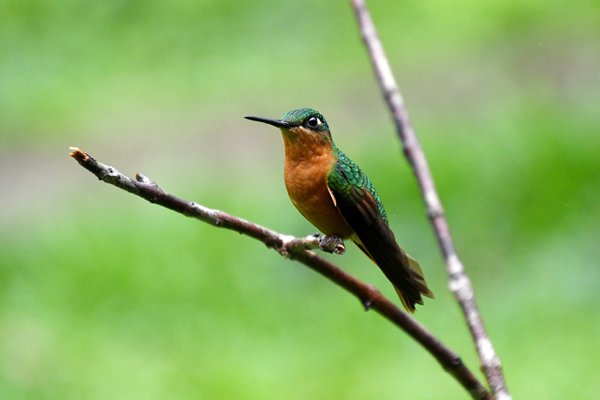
[[1, 0, 599, 398]]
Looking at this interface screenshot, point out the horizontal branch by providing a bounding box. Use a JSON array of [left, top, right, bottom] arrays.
[[350, 1, 510, 399], [69, 147, 490, 399]]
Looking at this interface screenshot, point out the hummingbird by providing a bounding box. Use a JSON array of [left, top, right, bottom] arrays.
[[245, 108, 433, 312]]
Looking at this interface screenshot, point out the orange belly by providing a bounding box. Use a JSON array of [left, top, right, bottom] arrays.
[[284, 156, 353, 238]]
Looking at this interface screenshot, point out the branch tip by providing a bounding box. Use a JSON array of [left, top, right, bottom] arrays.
[[69, 146, 88, 161]]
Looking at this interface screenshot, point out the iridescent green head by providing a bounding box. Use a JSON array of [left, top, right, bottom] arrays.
[[245, 108, 332, 143], [280, 108, 330, 133]]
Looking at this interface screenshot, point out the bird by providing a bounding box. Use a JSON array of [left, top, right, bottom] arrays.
[[245, 108, 433, 312]]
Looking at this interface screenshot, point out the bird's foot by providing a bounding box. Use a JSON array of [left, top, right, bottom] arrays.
[[316, 234, 346, 255]]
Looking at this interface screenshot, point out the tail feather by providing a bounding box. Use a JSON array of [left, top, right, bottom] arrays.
[[354, 238, 433, 313], [407, 255, 435, 299], [395, 286, 420, 313]]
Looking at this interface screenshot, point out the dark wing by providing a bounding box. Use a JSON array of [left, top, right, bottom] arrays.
[[327, 163, 433, 312]]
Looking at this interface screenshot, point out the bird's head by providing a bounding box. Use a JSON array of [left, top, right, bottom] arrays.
[[245, 108, 332, 144]]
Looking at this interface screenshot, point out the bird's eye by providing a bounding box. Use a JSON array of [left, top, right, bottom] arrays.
[[306, 116, 321, 128]]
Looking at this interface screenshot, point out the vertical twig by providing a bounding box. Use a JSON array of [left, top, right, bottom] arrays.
[[350, 1, 511, 399]]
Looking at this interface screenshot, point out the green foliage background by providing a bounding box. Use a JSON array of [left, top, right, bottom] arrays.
[[1, 1, 599, 398]]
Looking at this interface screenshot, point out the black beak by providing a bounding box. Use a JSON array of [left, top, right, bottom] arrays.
[[245, 116, 292, 129]]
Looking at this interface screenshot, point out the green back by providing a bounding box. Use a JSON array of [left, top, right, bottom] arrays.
[[327, 145, 389, 224]]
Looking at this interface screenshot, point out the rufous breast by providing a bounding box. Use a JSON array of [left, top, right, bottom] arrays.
[[282, 131, 353, 238]]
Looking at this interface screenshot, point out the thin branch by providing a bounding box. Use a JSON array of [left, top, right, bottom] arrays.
[[69, 147, 490, 400], [350, 1, 510, 399]]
